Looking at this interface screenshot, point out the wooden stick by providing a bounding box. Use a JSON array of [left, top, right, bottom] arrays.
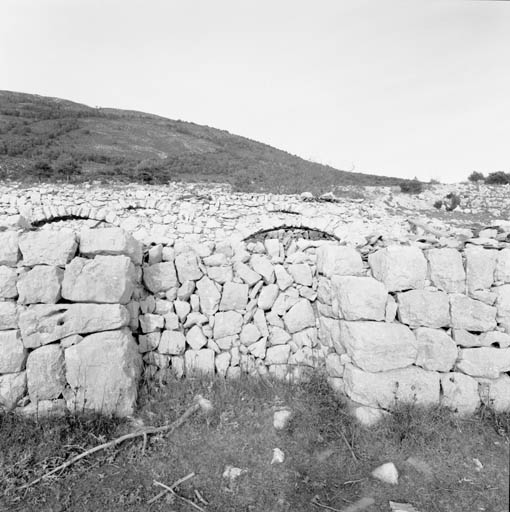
[[154, 480, 205, 511], [147, 472, 195, 505], [19, 399, 205, 491]]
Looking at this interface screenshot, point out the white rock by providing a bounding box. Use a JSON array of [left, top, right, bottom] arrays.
[[175, 251, 203, 282], [17, 265, 63, 304], [397, 290, 450, 328], [316, 245, 363, 277], [325, 353, 344, 378], [219, 282, 248, 311], [0, 266, 17, 298], [196, 276, 221, 316], [273, 408, 292, 430], [65, 328, 142, 416], [340, 321, 417, 372], [17, 399, 67, 418], [270, 448, 285, 464], [427, 248, 466, 293], [465, 246, 496, 293], [143, 262, 178, 293], [0, 301, 18, 330], [343, 364, 440, 409], [0, 231, 19, 266], [250, 255, 275, 283], [248, 338, 266, 358], [332, 276, 387, 321], [478, 374, 510, 412], [495, 248, 510, 283], [253, 308, 269, 337], [414, 328, 458, 372], [0, 371, 26, 409], [440, 372, 480, 415], [234, 262, 262, 286], [207, 266, 233, 284], [258, 284, 280, 310], [186, 325, 208, 350], [371, 463, 399, 485], [288, 264, 312, 286], [20, 230, 77, 266], [292, 327, 317, 348], [26, 344, 65, 401], [184, 348, 215, 375], [79, 227, 142, 264], [318, 316, 342, 352], [269, 326, 291, 345], [450, 294, 496, 332], [0, 330, 26, 373], [266, 345, 290, 365], [369, 246, 427, 292], [19, 303, 130, 348], [177, 280, 195, 301], [274, 265, 293, 290], [283, 299, 316, 334], [240, 323, 261, 346], [352, 405, 387, 426], [213, 311, 243, 339], [138, 332, 160, 353], [158, 330, 186, 355], [457, 347, 510, 378], [215, 352, 231, 376]]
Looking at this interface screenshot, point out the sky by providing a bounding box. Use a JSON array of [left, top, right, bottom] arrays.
[[1, 0, 509, 183]]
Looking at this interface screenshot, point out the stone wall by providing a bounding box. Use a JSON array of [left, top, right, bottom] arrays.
[[1, 221, 510, 419]]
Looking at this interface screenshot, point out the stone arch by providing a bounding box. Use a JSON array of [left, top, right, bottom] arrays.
[[29, 204, 121, 227]]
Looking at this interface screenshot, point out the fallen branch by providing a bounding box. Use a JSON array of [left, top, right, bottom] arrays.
[[19, 395, 211, 491], [154, 480, 206, 511], [147, 472, 195, 505]]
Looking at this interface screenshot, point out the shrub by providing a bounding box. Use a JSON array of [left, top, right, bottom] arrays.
[[433, 199, 443, 209], [444, 192, 461, 211], [485, 171, 510, 185], [400, 179, 423, 194], [468, 171, 484, 182]]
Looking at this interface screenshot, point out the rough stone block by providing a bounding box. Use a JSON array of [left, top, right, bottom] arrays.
[[79, 227, 143, 264], [20, 230, 77, 266], [343, 364, 440, 409], [427, 248, 465, 293], [331, 276, 387, 321], [64, 328, 142, 416], [0, 371, 26, 409], [465, 245, 496, 293], [175, 252, 203, 283], [283, 299, 316, 334], [26, 344, 65, 401], [457, 347, 510, 378], [450, 294, 496, 332], [266, 345, 290, 365], [62, 255, 136, 304], [0, 330, 26, 373], [368, 246, 427, 292], [0, 231, 19, 266], [479, 374, 510, 412], [414, 328, 458, 372], [495, 248, 510, 283], [340, 321, 417, 372], [0, 266, 17, 298], [0, 302, 18, 330], [196, 276, 221, 316], [316, 245, 363, 277], [441, 372, 480, 415], [17, 265, 63, 304], [143, 262, 178, 293], [159, 330, 186, 355], [219, 282, 248, 311], [184, 349, 215, 375], [397, 290, 450, 328], [213, 311, 243, 339]]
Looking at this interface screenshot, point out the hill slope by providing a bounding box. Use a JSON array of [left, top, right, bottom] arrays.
[[0, 90, 405, 193]]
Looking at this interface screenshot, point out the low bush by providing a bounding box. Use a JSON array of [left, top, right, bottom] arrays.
[[485, 171, 510, 185], [400, 179, 423, 194]]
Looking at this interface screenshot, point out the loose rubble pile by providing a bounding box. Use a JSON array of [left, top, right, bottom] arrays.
[[1, 180, 510, 420]]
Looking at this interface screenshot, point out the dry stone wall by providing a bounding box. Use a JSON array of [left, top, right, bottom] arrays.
[[1, 181, 510, 420]]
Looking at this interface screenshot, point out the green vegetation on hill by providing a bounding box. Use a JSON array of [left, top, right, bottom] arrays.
[[0, 91, 407, 194]]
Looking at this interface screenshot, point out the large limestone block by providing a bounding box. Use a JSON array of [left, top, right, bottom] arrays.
[[196, 276, 221, 316], [184, 349, 215, 376], [158, 330, 186, 355], [414, 328, 458, 372], [213, 311, 243, 339], [79, 227, 143, 264], [316, 245, 363, 277], [479, 375, 510, 412], [143, 262, 178, 293], [65, 329, 142, 416], [340, 321, 417, 372], [175, 252, 203, 283], [0, 266, 17, 298], [368, 246, 427, 292], [266, 344, 290, 365], [397, 290, 450, 328], [465, 246, 496, 293], [274, 265, 293, 291], [0, 330, 26, 373], [426, 248, 465, 293], [0, 371, 26, 409], [258, 284, 280, 311], [26, 344, 65, 401], [450, 294, 496, 332], [0, 301, 17, 330], [318, 316, 343, 353], [20, 230, 77, 266], [186, 325, 208, 350], [234, 262, 261, 286], [494, 285, 510, 326], [457, 347, 510, 378], [219, 282, 248, 311], [19, 303, 130, 348], [331, 276, 387, 321], [17, 265, 63, 304], [62, 255, 136, 304], [441, 373, 480, 415], [0, 231, 19, 266], [343, 364, 440, 409], [495, 248, 510, 283], [288, 264, 313, 286], [283, 299, 316, 334]]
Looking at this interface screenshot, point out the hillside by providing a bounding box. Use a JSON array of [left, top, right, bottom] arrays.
[[0, 91, 405, 194]]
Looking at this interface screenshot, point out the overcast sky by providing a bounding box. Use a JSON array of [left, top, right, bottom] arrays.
[[2, 0, 509, 183]]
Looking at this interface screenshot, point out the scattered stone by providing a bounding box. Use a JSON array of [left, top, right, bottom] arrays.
[[20, 230, 77, 266], [273, 408, 292, 430], [270, 448, 285, 464], [371, 462, 399, 485]]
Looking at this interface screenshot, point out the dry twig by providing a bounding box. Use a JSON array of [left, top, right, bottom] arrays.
[[19, 396, 210, 491], [312, 496, 375, 512], [154, 480, 205, 511], [147, 472, 195, 505]]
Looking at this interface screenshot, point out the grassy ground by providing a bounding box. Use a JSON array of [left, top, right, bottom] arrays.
[[1, 374, 509, 512]]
